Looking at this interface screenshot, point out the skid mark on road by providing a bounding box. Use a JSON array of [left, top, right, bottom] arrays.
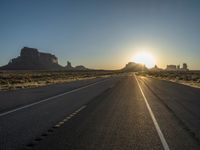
[[135, 74, 170, 150]]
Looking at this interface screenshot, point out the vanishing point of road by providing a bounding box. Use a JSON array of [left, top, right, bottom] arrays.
[[0, 73, 200, 150]]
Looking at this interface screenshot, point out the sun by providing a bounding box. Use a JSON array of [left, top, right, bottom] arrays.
[[133, 51, 156, 68]]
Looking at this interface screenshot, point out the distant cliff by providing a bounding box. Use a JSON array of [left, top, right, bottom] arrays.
[[0, 47, 63, 70], [122, 62, 148, 72], [0, 47, 88, 70]]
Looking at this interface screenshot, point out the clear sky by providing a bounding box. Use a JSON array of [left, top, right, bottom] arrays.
[[0, 0, 200, 70]]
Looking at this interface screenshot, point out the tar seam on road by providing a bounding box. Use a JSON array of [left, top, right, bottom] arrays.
[[0, 79, 108, 117], [135, 74, 170, 150]]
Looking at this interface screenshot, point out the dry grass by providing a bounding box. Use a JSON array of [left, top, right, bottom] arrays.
[[137, 71, 200, 89], [0, 70, 120, 91]]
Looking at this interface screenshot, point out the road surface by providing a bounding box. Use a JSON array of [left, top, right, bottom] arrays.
[[0, 74, 200, 150]]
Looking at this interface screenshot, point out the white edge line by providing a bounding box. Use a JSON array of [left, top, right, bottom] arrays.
[[0, 79, 107, 117], [135, 74, 170, 150]]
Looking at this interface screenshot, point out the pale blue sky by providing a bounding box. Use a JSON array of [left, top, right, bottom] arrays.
[[0, 0, 200, 69]]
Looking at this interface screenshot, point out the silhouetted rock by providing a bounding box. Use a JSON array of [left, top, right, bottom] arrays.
[[75, 65, 88, 70], [65, 61, 73, 70], [122, 62, 148, 72], [1, 47, 63, 70], [150, 65, 163, 71], [0, 47, 91, 70], [64, 61, 89, 70]]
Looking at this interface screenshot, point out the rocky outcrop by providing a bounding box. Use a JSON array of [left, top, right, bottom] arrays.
[[122, 62, 148, 72], [75, 65, 88, 70], [65, 61, 88, 70], [65, 61, 73, 70], [1, 47, 62, 70], [0, 47, 89, 70]]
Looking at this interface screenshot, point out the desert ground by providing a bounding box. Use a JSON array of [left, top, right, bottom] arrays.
[[137, 70, 200, 88], [0, 70, 121, 91]]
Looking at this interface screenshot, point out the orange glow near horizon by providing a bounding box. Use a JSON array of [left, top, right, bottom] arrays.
[[133, 51, 156, 68]]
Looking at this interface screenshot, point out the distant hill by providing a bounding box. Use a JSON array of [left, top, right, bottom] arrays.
[[122, 62, 148, 72], [0, 47, 88, 70], [74, 65, 88, 70]]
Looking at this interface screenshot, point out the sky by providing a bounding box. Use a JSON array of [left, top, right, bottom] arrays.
[[0, 0, 200, 70]]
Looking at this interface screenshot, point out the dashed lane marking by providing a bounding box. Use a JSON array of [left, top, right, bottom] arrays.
[[54, 105, 86, 128]]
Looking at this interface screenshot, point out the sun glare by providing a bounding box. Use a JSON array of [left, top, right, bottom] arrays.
[[133, 52, 156, 68]]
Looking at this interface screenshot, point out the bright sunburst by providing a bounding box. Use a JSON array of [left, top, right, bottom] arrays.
[[133, 51, 156, 68]]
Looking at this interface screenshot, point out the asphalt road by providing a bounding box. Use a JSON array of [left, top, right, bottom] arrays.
[[0, 74, 200, 150]]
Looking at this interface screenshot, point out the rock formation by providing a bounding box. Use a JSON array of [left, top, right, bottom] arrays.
[[0, 47, 89, 70], [65, 61, 73, 70], [1, 47, 63, 70], [122, 62, 148, 72], [65, 61, 88, 70], [75, 65, 88, 70]]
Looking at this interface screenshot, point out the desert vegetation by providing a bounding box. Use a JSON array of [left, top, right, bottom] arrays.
[[137, 70, 200, 88], [0, 70, 120, 91]]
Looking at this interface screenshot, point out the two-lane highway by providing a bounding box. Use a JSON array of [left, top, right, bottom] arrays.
[[32, 74, 165, 150], [31, 74, 200, 150], [0, 74, 200, 150], [0, 76, 120, 150]]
